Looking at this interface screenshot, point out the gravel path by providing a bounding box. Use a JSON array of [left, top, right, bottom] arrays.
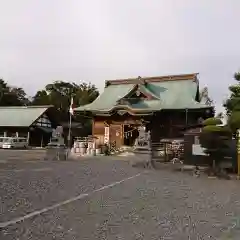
[[1, 156, 240, 239]]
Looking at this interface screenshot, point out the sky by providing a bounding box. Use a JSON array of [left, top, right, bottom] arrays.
[[0, 0, 239, 114]]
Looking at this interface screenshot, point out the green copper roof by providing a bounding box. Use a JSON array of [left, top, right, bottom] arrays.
[[76, 84, 134, 111], [0, 106, 51, 127], [75, 78, 211, 114]]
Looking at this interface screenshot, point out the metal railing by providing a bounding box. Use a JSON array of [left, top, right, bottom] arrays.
[[151, 139, 184, 163]]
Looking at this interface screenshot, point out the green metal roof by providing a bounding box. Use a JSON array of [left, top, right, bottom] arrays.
[[0, 106, 51, 127], [76, 84, 134, 111], [75, 78, 211, 114]]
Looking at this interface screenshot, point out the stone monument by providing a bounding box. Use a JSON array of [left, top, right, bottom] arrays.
[[131, 126, 152, 168], [134, 126, 151, 149], [51, 126, 64, 146]]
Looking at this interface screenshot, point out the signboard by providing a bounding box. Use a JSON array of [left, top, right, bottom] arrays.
[[192, 144, 207, 156], [104, 127, 110, 144]]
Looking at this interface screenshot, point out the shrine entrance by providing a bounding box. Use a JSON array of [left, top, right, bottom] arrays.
[[123, 125, 139, 146]]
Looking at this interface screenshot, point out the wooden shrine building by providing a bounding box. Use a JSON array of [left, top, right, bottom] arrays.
[[0, 106, 83, 147], [0, 106, 57, 147], [75, 73, 214, 148]]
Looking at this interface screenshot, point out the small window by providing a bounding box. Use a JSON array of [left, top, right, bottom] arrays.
[[3, 138, 12, 143], [194, 136, 200, 144]]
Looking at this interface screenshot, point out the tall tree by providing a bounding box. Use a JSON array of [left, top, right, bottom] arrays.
[[31, 80, 99, 112], [0, 79, 9, 104], [31, 90, 50, 106], [224, 72, 240, 132], [0, 79, 29, 106], [75, 82, 99, 106], [224, 72, 240, 114]]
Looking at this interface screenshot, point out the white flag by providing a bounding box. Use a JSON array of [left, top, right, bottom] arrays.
[[69, 97, 74, 115]]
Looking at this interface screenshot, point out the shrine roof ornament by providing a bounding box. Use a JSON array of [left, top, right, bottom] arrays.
[[137, 76, 145, 85]]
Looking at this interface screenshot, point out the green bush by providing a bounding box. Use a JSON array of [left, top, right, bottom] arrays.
[[203, 117, 222, 126], [228, 111, 240, 132], [202, 125, 222, 132], [199, 117, 232, 172], [202, 125, 232, 134]]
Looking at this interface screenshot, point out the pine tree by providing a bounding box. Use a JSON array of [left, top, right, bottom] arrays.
[[224, 72, 240, 132]]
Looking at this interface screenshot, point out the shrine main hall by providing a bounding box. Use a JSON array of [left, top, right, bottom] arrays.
[[75, 73, 213, 148]]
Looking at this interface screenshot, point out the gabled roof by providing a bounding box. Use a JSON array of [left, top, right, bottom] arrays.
[[75, 73, 212, 115], [0, 105, 53, 127], [122, 83, 160, 100]]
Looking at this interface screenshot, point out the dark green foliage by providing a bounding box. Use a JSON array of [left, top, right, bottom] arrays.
[[0, 79, 30, 106], [202, 125, 222, 132], [31, 81, 99, 134], [224, 72, 240, 122], [199, 117, 232, 170], [234, 72, 240, 81], [31, 81, 99, 112], [223, 72, 240, 135], [0, 78, 99, 135], [0, 78, 99, 111], [31, 90, 50, 106], [203, 117, 222, 126], [227, 111, 240, 132]]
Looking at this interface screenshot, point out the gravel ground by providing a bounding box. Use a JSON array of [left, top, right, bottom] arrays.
[[0, 157, 140, 222], [1, 153, 240, 239]]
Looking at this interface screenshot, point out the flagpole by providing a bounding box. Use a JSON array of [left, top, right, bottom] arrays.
[[68, 111, 72, 149], [68, 96, 73, 149]]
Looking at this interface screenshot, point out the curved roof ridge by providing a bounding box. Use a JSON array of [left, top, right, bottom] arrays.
[[105, 73, 199, 86]]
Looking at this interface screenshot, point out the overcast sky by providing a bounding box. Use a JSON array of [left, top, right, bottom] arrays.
[[0, 0, 239, 113]]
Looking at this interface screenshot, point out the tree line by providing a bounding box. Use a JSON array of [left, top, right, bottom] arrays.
[[0, 79, 99, 113]]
